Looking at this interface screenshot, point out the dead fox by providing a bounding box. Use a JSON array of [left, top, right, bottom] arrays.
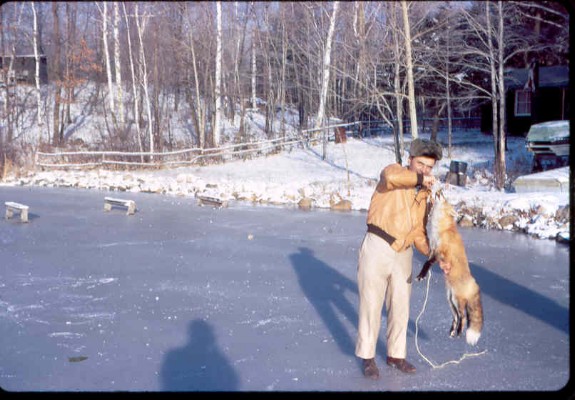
[[417, 189, 483, 346]]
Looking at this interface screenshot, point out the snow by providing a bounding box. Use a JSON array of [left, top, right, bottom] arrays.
[[2, 128, 570, 242]]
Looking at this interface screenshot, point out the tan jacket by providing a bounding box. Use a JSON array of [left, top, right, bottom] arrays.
[[366, 163, 431, 255]]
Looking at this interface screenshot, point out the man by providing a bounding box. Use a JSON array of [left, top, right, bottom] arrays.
[[355, 138, 450, 380]]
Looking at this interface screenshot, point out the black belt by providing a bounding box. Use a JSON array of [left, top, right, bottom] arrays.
[[367, 224, 396, 246]]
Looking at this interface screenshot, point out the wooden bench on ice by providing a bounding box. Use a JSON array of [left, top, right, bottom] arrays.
[[196, 195, 228, 208], [5, 201, 29, 223], [104, 197, 136, 215]]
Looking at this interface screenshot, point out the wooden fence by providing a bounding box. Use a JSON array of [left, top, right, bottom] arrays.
[[35, 122, 360, 170]]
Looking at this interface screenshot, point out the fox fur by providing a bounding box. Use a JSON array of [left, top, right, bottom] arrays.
[[417, 188, 483, 346]]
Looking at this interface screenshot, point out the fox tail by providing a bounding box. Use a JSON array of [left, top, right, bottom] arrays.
[[465, 288, 484, 346]]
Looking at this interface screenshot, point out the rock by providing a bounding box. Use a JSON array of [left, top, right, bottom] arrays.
[[298, 197, 313, 209], [331, 199, 352, 211], [555, 205, 570, 222], [498, 215, 519, 229], [458, 215, 474, 228]]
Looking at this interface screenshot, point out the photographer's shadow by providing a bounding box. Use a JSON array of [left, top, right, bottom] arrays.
[[160, 319, 239, 391]]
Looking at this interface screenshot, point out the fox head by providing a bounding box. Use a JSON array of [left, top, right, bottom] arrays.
[[427, 182, 446, 207], [428, 190, 458, 234]]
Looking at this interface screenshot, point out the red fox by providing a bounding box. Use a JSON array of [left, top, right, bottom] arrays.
[[417, 189, 483, 346]]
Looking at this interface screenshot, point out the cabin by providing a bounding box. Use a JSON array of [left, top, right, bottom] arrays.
[[481, 63, 569, 136], [0, 54, 48, 85]]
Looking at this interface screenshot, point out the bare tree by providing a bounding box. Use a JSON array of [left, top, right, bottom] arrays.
[[250, 27, 257, 111], [122, 2, 144, 156], [113, 2, 124, 129], [64, 2, 77, 126], [51, 2, 62, 146], [314, 1, 339, 159], [134, 4, 154, 154], [315, 1, 338, 131], [30, 2, 42, 127], [401, 1, 418, 139], [98, 2, 115, 122], [213, 1, 222, 147], [495, 1, 506, 188]]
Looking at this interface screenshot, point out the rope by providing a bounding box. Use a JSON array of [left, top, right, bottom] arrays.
[[415, 269, 487, 369]]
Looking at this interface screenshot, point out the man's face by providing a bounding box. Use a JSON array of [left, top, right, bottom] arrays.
[[409, 156, 436, 176]]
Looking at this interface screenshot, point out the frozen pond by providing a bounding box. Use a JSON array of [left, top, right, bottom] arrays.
[[0, 186, 570, 392]]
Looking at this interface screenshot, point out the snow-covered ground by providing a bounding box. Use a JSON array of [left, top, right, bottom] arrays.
[[1, 128, 570, 242]]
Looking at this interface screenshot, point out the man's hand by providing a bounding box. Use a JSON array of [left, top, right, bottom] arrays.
[[422, 175, 437, 189], [439, 260, 451, 275]]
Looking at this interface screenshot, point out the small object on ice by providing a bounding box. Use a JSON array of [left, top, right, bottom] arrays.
[[247, 233, 254, 240], [104, 197, 136, 215], [4, 201, 29, 222], [68, 356, 88, 363], [196, 195, 228, 208]]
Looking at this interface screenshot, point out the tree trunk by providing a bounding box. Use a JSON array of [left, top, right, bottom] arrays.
[[496, 1, 507, 190], [31, 3, 42, 127], [113, 2, 124, 129], [101, 2, 115, 125], [213, 1, 223, 147], [135, 5, 153, 155], [251, 28, 257, 110], [279, 11, 287, 138], [315, 1, 339, 160], [430, 101, 445, 142], [445, 21, 453, 158], [122, 3, 144, 160], [391, 2, 404, 161], [486, 2, 499, 184], [64, 2, 77, 126], [188, 19, 205, 149], [401, 1, 418, 139], [52, 3, 62, 146]]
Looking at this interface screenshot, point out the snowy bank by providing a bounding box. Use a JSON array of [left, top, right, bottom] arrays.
[[1, 134, 569, 243]]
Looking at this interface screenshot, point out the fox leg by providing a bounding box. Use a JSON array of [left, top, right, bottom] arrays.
[[416, 254, 437, 281], [457, 299, 467, 337], [446, 287, 462, 338]]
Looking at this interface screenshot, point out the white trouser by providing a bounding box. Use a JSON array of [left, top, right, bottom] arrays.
[[355, 232, 413, 359]]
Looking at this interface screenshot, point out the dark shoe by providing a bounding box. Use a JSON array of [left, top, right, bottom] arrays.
[[361, 358, 380, 380], [386, 356, 416, 374]]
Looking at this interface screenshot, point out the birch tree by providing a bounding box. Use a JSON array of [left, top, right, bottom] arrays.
[[315, 1, 338, 160], [390, 2, 405, 159], [314, 1, 338, 131], [213, 1, 222, 147], [401, 0, 418, 139], [495, 1, 506, 188], [51, 2, 62, 146], [251, 28, 257, 110], [134, 4, 154, 155], [122, 2, 144, 157], [99, 2, 115, 121], [64, 2, 77, 126], [113, 2, 124, 129], [187, 11, 206, 149], [30, 2, 42, 127]]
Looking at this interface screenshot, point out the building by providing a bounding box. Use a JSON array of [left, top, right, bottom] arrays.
[[481, 63, 569, 136], [0, 54, 48, 86]]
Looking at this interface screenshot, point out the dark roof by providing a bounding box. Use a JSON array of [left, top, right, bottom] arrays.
[[505, 65, 569, 89]]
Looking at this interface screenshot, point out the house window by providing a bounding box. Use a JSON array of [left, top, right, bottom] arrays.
[[515, 90, 531, 116]]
